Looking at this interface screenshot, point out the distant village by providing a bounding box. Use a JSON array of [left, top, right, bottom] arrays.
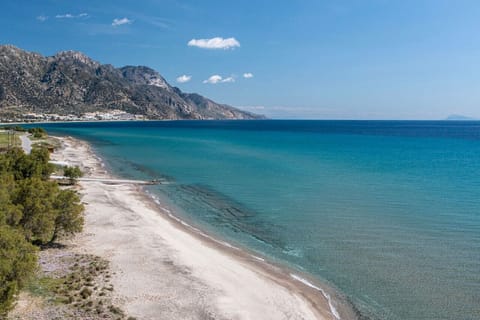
[[1, 109, 147, 123]]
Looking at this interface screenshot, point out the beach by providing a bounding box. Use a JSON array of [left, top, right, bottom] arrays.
[[50, 136, 350, 320]]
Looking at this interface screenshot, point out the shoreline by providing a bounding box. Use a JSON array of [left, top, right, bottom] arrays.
[[51, 135, 357, 320]]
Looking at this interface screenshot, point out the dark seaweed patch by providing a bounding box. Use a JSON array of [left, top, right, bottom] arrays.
[[166, 183, 286, 249]]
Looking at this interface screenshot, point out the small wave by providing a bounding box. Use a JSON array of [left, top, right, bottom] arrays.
[[146, 190, 255, 259], [93, 154, 105, 167], [251, 255, 265, 262], [146, 192, 162, 205], [283, 247, 304, 258], [167, 213, 197, 231], [165, 212, 241, 250], [290, 274, 341, 320]]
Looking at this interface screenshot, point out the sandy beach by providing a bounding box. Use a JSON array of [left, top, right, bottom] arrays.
[[50, 136, 353, 320]]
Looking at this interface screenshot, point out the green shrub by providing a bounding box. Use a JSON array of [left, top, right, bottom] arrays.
[[53, 189, 84, 241], [0, 226, 37, 316], [0, 143, 85, 316], [0, 147, 54, 180], [27, 127, 47, 139], [63, 166, 83, 184]]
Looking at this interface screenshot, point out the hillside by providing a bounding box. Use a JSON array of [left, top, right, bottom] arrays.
[[0, 45, 262, 120]]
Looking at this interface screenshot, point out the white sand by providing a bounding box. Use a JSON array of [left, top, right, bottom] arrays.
[[52, 136, 343, 320]]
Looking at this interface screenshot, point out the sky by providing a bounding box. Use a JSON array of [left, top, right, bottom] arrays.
[[1, 0, 480, 119]]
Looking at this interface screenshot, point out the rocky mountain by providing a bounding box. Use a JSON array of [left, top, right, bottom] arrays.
[[0, 45, 262, 120]]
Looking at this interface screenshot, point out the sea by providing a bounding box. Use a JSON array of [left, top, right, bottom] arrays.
[[34, 120, 480, 320]]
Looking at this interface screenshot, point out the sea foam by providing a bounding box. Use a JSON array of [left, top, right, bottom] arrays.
[[290, 273, 341, 320]]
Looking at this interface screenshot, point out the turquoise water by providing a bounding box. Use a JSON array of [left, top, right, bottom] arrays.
[[38, 121, 480, 320]]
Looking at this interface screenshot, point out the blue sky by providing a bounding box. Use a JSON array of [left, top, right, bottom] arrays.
[[1, 0, 480, 119]]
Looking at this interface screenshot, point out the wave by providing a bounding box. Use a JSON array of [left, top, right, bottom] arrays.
[[290, 273, 341, 320], [146, 188, 344, 320]]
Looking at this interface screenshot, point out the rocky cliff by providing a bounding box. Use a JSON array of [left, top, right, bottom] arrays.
[[0, 45, 261, 120]]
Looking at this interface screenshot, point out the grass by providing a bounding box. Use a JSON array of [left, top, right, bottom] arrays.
[[32, 136, 61, 150], [24, 253, 131, 318], [26, 276, 65, 304], [0, 130, 21, 149]]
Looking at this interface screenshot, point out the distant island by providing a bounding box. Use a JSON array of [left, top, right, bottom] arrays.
[[445, 114, 477, 121], [0, 45, 263, 122]]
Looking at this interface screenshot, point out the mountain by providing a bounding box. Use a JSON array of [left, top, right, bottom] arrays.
[[0, 45, 262, 120], [445, 114, 476, 121]]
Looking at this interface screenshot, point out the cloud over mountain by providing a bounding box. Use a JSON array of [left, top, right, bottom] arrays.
[[176, 75, 192, 83]]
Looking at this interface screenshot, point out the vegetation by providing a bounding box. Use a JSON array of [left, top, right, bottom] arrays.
[[28, 127, 47, 139], [63, 166, 83, 184], [0, 126, 26, 132], [0, 45, 261, 121], [0, 226, 37, 316], [0, 146, 84, 316], [25, 253, 131, 319], [0, 131, 20, 150]]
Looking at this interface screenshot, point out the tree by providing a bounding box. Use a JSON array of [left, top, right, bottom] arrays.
[[52, 189, 84, 241], [0, 226, 37, 317], [13, 178, 58, 244], [27, 147, 54, 180], [27, 127, 47, 139], [0, 175, 22, 227], [0, 147, 53, 180], [63, 166, 83, 184], [0, 148, 28, 180], [0, 138, 85, 316]]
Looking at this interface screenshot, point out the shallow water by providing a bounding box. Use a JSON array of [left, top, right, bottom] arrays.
[[38, 120, 480, 320]]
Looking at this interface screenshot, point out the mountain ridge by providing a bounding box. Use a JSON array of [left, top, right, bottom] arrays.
[[445, 114, 476, 121], [0, 45, 262, 120]]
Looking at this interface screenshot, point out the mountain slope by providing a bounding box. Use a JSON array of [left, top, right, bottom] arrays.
[[0, 45, 262, 120]]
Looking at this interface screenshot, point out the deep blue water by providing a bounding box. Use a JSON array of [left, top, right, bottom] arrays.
[[35, 120, 480, 320]]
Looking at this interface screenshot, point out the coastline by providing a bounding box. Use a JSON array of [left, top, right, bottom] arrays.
[[51, 135, 356, 320]]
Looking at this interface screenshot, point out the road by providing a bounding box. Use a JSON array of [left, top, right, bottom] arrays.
[[20, 134, 32, 154]]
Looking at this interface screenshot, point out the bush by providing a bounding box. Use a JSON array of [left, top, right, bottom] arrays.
[[0, 226, 37, 316], [0, 147, 54, 180], [0, 175, 22, 227], [0, 126, 26, 132], [27, 127, 47, 139], [63, 166, 83, 184], [14, 177, 59, 244], [53, 189, 84, 241]]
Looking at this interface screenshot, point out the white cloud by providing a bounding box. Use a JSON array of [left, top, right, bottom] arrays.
[[203, 75, 235, 84], [36, 15, 48, 22], [243, 73, 254, 78], [203, 75, 222, 84], [55, 13, 88, 19], [56, 14, 74, 19], [188, 37, 240, 50], [112, 17, 133, 27], [176, 75, 192, 83], [222, 76, 235, 83]]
